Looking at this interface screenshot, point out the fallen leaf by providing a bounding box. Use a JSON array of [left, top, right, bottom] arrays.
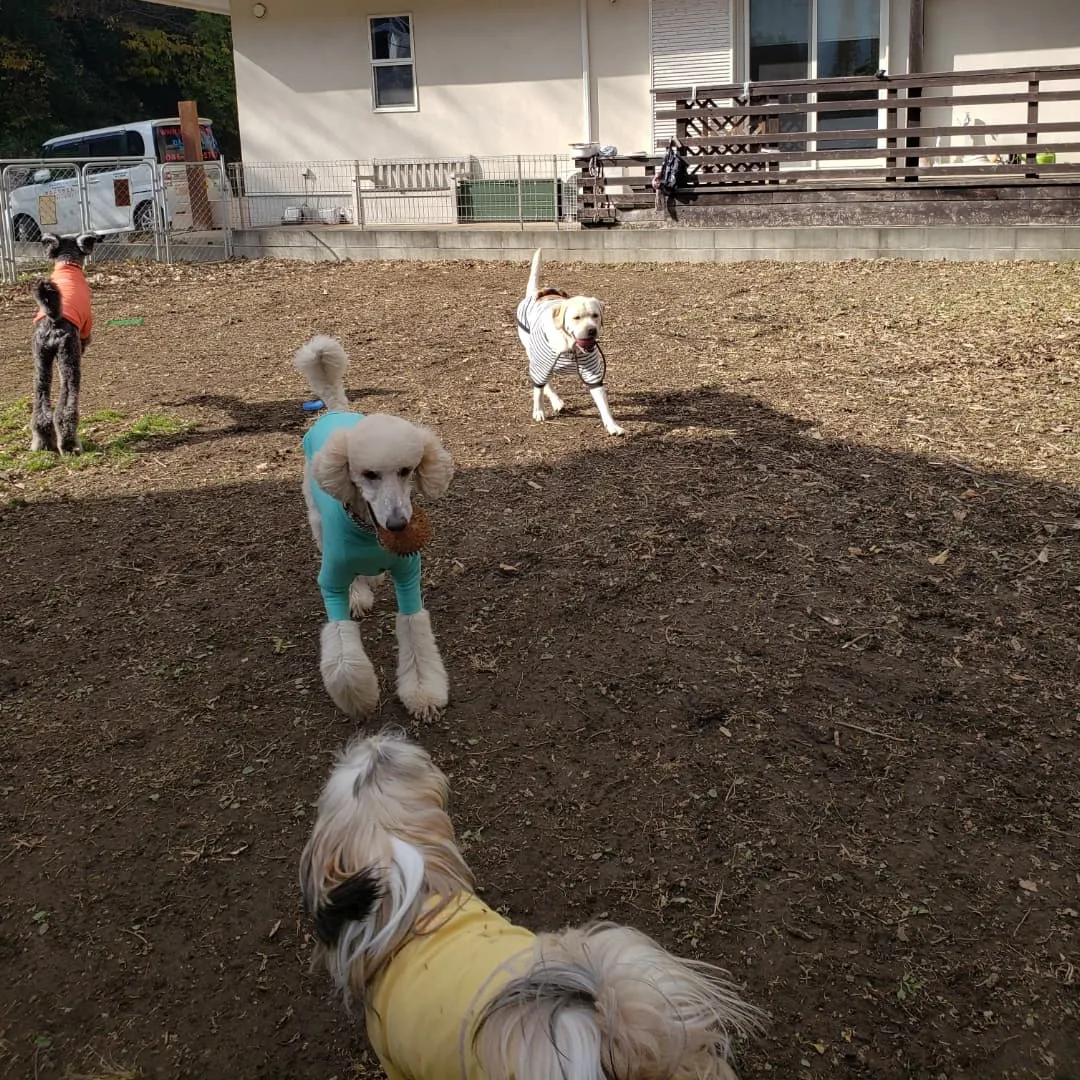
[[1036, 547, 1049, 564], [928, 549, 950, 566], [498, 563, 519, 574], [1019, 879, 1038, 893]]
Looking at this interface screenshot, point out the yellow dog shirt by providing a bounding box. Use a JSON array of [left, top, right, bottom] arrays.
[[366, 894, 536, 1080]]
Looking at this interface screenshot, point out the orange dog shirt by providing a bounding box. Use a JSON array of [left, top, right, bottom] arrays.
[[34, 263, 93, 339]]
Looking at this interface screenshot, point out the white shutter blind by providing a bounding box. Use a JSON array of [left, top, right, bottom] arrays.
[[651, 0, 734, 149]]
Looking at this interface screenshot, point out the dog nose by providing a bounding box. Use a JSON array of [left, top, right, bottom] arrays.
[[584, 327, 598, 338], [383, 511, 410, 533]]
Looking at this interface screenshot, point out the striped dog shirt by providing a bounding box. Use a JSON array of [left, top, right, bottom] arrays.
[[516, 295, 605, 389]]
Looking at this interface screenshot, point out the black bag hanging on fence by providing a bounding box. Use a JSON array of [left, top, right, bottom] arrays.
[[655, 142, 687, 196]]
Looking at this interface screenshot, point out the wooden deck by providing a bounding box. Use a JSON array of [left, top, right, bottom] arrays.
[[578, 64, 1080, 227]]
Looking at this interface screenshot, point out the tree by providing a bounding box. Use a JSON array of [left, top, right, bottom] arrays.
[[0, 0, 239, 159]]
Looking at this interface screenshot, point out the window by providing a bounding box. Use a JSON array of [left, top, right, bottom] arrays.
[[154, 123, 222, 163], [125, 130, 147, 157], [369, 15, 417, 111], [86, 133, 128, 158], [43, 140, 87, 159], [748, 0, 883, 150]]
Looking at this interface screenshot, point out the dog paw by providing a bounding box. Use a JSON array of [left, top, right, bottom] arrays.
[[606, 424, 626, 437], [548, 397, 565, 416], [321, 621, 380, 718], [532, 410, 546, 423], [30, 433, 56, 453], [395, 610, 448, 721], [348, 577, 377, 617], [397, 684, 447, 723]]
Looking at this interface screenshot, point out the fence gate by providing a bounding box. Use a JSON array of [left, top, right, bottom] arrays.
[[84, 159, 162, 264], [1, 161, 82, 283], [159, 160, 232, 263]]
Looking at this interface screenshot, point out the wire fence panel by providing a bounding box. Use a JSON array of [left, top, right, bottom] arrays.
[[2, 161, 81, 281], [1, 150, 584, 280], [228, 154, 581, 230], [84, 160, 162, 264], [160, 161, 231, 263], [228, 160, 359, 229]]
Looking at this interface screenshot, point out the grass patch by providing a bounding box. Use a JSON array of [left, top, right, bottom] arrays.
[[0, 399, 196, 477]]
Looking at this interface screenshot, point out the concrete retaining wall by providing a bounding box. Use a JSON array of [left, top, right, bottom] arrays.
[[230, 225, 1080, 264]]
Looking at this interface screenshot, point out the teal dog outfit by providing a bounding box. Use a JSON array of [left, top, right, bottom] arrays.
[[303, 411, 423, 622]]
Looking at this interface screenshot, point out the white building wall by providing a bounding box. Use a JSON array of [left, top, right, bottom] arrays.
[[893, 0, 1080, 162], [230, 0, 653, 163], [226, 0, 1079, 166]]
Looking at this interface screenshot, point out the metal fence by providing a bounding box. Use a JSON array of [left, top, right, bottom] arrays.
[[227, 155, 582, 229], [0, 152, 588, 281], [0, 158, 231, 283]]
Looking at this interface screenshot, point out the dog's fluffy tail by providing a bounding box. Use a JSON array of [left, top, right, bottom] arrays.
[[33, 279, 62, 322], [526, 248, 543, 298], [474, 923, 765, 1080], [293, 334, 351, 412]]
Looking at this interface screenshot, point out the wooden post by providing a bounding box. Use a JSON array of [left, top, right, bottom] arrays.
[[908, 0, 924, 75], [904, 0, 924, 182], [179, 100, 213, 230], [1026, 80, 1040, 177], [885, 86, 898, 181]]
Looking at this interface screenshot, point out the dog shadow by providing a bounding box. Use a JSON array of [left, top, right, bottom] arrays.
[[618, 386, 812, 437], [142, 389, 400, 449], [553, 385, 808, 439]]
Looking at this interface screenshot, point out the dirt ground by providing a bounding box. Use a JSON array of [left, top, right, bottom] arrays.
[[0, 255, 1077, 1080]]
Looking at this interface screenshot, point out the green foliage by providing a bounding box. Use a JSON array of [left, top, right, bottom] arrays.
[[0, 0, 239, 160]]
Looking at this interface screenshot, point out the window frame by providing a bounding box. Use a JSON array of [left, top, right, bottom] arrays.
[[741, 0, 890, 161], [741, 0, 890, 84], [368, 12, 419, 113]]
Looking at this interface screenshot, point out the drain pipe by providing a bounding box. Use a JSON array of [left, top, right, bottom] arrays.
[[580, 0, 593, 142]]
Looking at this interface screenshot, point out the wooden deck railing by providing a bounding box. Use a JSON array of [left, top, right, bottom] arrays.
[[578, 64, 1080, 222]]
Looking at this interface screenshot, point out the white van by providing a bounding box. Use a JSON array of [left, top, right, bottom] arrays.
[[7, 118, 223, 241]]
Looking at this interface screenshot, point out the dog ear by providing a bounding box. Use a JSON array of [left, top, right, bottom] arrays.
[[76, 233, 97, 256], [550, 302, 566, 330], [41, 234, 60, 260], [311, 428, 356, 505], [596, 300, 604, 328], [414, 427, 454, 500]]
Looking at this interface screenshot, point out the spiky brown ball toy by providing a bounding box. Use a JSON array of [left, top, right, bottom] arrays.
[[377, 506, 432, 556]]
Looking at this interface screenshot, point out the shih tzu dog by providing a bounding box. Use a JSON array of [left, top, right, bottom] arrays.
[[300, 731, 765, 1080]]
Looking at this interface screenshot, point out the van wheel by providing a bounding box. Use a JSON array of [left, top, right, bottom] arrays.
[[13, 216, 41, 242], [133, 201, 158, 233]]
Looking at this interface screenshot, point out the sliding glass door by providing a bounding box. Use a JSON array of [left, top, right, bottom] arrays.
[[748, 0, 884, 153]]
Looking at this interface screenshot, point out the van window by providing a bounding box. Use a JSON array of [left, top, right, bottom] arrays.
[[43, 140, 86, 159], [154, 123, 221, 163], [126, 131, 147, 157], [85, 133, 127, 158]]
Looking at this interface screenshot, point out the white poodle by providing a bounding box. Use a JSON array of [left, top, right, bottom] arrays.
[[294, 336, 454, 722]]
